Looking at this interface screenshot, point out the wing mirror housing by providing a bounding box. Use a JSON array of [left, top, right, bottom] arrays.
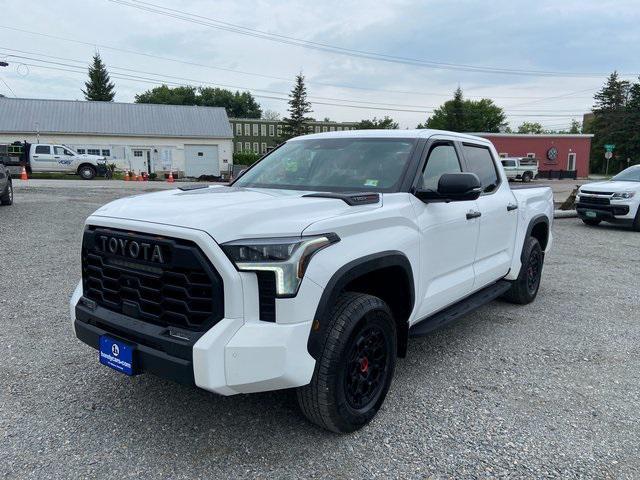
[[415, 172, 482, 203]]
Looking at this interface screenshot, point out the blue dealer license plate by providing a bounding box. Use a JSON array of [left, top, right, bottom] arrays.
[[99, 336, 134, 376]]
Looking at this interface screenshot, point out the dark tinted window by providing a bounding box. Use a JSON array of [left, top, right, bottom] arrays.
[[35, 145, 50, 154], [421, 143, 461, 190], [463, 144, 499, 192]]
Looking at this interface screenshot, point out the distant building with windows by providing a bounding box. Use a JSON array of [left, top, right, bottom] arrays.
[[229, 118, 358, 154]]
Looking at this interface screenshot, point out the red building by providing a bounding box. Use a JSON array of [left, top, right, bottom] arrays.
[[477, 133, 593, 178]]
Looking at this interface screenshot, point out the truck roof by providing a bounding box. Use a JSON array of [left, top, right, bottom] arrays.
[[288, 129, 493, 144]]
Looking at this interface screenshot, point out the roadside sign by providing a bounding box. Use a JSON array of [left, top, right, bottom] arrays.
[[604, 144, 615, 152], [605, 151, 613, 160]]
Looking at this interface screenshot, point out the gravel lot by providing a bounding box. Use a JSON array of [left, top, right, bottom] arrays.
[[1, 181, 639, 479]]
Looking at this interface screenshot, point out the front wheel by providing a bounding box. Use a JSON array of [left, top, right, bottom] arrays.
[[522, 172, 533, 182], [297, 292, 396, 433], [78, 164, 96, 180], [1, 179, 13, 205], [633, 207, 640, 232], [502, 236, 544, 305]]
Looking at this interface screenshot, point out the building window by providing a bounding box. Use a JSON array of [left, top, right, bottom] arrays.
[[526, 153, 536, 158], [244, 142, 251, 151], [260, 124, 266, 136], [329, 126, 335, 131], [244, 124, 250, 136], [252, 142, 259, 153], [252, 124, 258, 136], [277, 125, 282, 136], [322, 126, 328, 132], [269, 124, 275, 136], [101, 149, 111, 157], [236, 123, 242, 135], [499, 152, 508, 158], [261, 142, 267, 154], [336, 126, 342, 131], [133, 150, 143, 157], [76, 148, 86, 154], [87, 149, 101, 155], [236, 142, 242, 152]]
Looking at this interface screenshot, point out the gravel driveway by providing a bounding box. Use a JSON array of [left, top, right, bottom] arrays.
[[1, 182, 639, 479]]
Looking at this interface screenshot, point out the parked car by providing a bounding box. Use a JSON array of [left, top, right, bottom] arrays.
[[1, 141, 108, 179], [70, 130, 554, 432], [0, 154, 13, 206], [500, 157, 539, 182], [576, 165, 640, 230]]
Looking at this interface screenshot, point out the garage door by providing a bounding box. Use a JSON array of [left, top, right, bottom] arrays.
[[184, 145, 220, 177]]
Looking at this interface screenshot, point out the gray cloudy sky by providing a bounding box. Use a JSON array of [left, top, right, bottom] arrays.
[[1, 0, 638, 130]]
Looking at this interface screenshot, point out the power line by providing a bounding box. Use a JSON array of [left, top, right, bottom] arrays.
[[0, 75, 16, 96], [0, 25, 600, 101], [1, 51, 591, 118], [109, 0, 639, 79]]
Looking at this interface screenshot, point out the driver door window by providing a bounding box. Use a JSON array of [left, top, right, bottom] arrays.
[[420, 143, 462, 191]]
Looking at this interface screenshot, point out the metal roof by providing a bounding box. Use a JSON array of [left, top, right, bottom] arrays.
[[0, 98, 233, 138]]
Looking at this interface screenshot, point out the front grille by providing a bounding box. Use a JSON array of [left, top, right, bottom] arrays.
[[82, 227, 224, 331], [580, 196, 610, 206], [581, 190, 614, 195]]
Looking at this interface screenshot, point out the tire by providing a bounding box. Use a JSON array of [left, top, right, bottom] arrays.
[[297, 292, 397, 433], [1, 179, 13, 206], [78, 164, 96, 180], [522, 172, 532, 183], [502, 237, 544, 305], [632, 208, 640, 232], [582, 218, 601, 226]]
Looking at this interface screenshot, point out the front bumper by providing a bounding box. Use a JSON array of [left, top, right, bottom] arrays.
[[576, 202, 632, 223], [70, 271, 319, 396]]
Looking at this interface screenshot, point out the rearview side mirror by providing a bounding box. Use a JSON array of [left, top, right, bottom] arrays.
[[415, 172, 482, 203]]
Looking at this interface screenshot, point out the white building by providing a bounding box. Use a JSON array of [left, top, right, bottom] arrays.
[[0, 98, 234, 178]]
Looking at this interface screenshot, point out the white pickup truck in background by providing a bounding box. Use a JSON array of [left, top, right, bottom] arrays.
[[2, 142, 109, 179], [501, 157, 539, 182]]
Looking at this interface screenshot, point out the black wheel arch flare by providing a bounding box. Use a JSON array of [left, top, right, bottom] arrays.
[[307, 251, 415, 360]]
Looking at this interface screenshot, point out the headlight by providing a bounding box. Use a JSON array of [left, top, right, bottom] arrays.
[[612, 191, 635, 199], [221, 234, 340, 296]]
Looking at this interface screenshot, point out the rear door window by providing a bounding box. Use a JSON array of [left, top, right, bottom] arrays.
[[463, 144, 500, 193], [35, 145, 51, 155]]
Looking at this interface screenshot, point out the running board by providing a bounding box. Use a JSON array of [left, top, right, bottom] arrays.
[[409, 280, 511, 337]]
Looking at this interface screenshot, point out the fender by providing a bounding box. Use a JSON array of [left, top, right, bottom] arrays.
[[307, 251, 415, 360], [523, 214, 550, 261]]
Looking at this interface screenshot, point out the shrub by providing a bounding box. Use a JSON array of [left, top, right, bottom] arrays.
[[233, 152, 261, 166]]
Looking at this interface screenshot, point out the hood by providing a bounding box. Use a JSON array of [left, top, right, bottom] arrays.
[[90, 185, 381, 243], [581, 180, 640, 193]]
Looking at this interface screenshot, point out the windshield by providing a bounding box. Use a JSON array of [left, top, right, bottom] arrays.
[[233, 138, 416, 192], [612, 166, 640, 182]]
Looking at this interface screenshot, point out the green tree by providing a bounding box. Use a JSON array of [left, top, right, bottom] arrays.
[[83, 53, 115, 101], [356, 116, 399, 129], [590, 71, 633, 173], [135, 85, 262, 118], [517, 122, 544, 134], [283, 73, 313, 138], [135, 85, 197, 105], [418, 89, 506, 132]]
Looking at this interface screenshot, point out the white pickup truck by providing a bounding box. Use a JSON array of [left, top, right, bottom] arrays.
[[4, 142, 108, 179], [500, 157, 539, 182], [70, 130, 554, 432]]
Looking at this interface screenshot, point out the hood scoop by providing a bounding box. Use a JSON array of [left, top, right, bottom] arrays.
[[302, 192, 380, 206]]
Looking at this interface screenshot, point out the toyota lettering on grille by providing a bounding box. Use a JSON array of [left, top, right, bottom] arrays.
[[98, 235, 165, 264]]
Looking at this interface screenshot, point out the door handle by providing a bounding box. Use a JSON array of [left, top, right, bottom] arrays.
[[33, 155, 39, 158], [54, 156, 60, 159], [466, 210, 482, 220], [507, 203, 518, 211]]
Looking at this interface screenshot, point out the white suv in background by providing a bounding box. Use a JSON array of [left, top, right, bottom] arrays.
[[576, 165, 640, 231]]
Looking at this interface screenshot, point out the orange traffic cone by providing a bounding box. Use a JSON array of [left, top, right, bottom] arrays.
[[124, 171, 130, 181], [167, 171, 175, 183], [20, 166, 28, 181]]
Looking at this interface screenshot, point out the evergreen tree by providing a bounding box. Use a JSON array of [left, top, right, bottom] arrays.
[[82, 53, 115, 101], [590, 72, 632, 172], [283, 73, 312, 138], [356, 116, 399, 129]]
